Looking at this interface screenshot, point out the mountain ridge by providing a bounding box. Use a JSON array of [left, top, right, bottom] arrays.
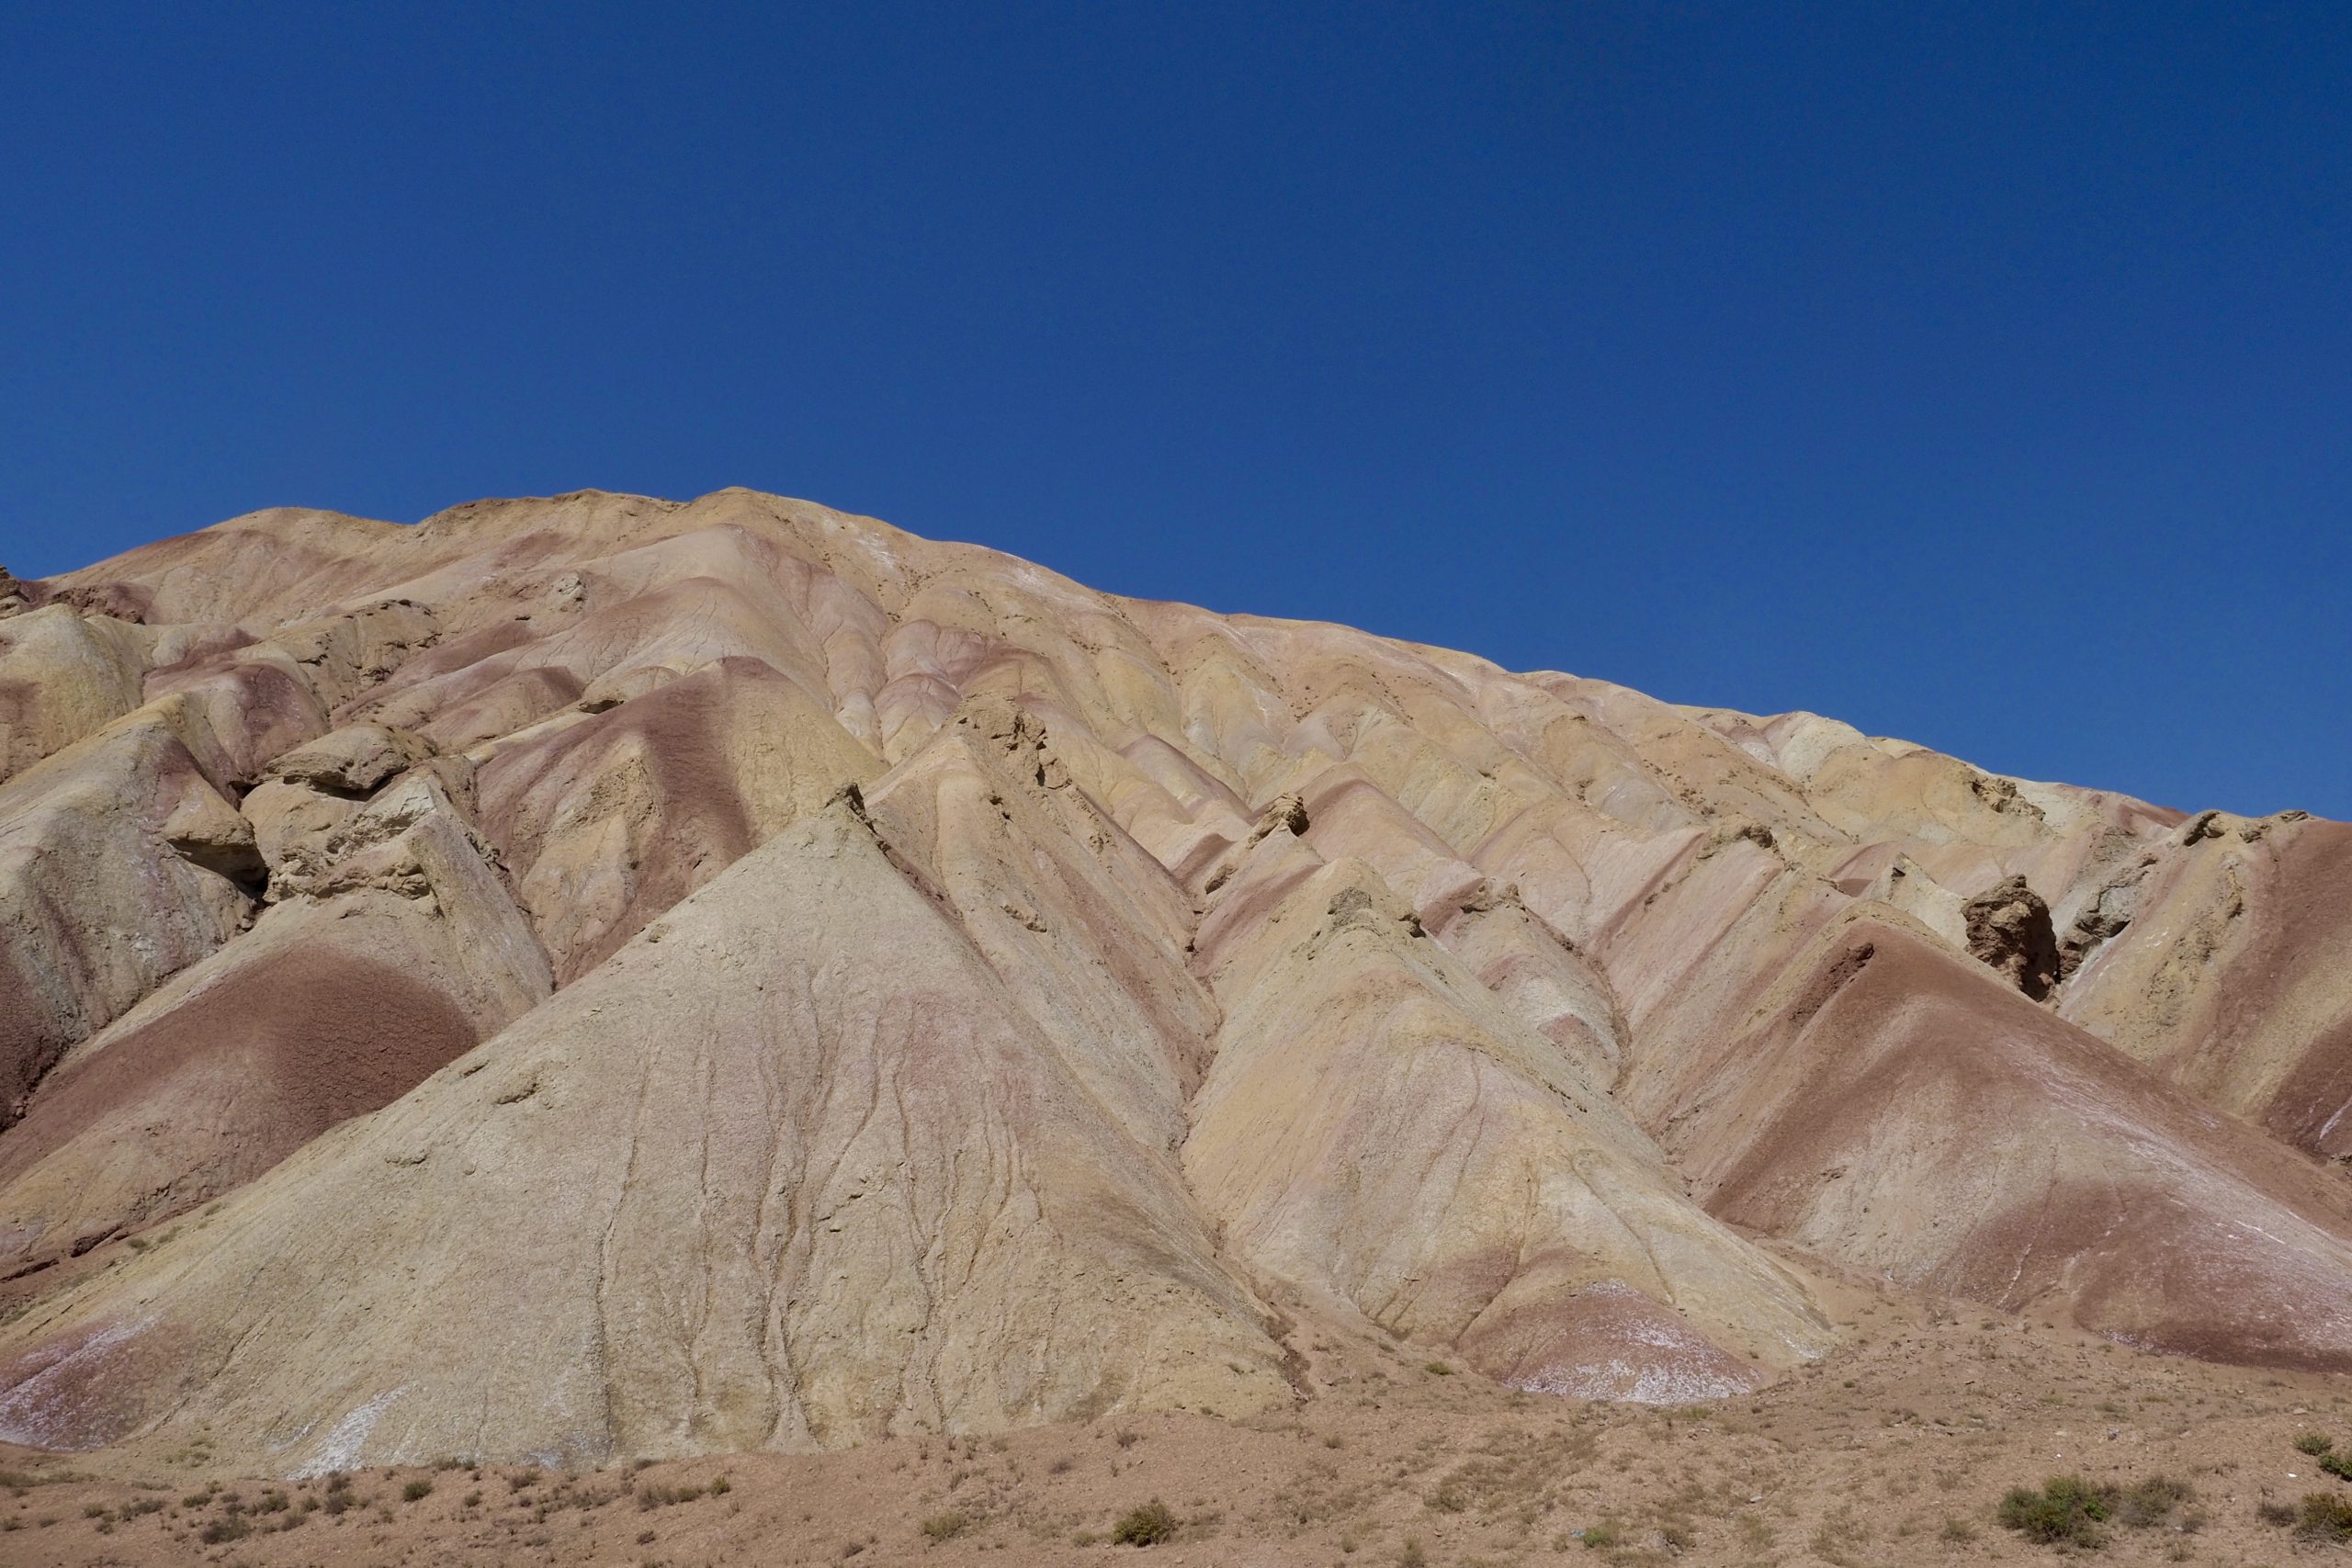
[[0, 487, 2343, 1475]]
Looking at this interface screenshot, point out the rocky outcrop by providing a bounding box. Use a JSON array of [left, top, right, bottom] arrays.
[[1962, 874, 2061, 1000], [263, 723, 434, 795]]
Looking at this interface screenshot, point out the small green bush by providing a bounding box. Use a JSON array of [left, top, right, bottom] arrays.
[[1580, 1523, 1621, 1549], [1997, 1475, 2112, 1547], [2115, 1475, 2192, 1528], [2321, 1450, 2352, 1481], [2301, 1492, 2352, 1542], [401, 1478, 434, 1502], [1112, 1499, 1177, 1546], [922, 1510, 970, 1541], [2295, 1431, 2335, 1455]]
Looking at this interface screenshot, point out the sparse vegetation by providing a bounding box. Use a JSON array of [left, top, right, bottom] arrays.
[[1997, 1475, 2112, 1547], [2296, 1492, 2352, 1542], [2295, 1430, 2335, 1455], [1111, 1499, 1177, 1546], [1996, 1473, 2194, 1548], [401, 1478, 435, 1502], [2115, 1475, 2194, 1529], [20, 1334, 2352, 1568]]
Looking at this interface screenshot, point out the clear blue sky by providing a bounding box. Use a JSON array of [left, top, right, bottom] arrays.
[[3, 4, 2346, 818]]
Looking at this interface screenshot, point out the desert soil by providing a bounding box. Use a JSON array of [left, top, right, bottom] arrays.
[[6, 1275, 2349, 1568]]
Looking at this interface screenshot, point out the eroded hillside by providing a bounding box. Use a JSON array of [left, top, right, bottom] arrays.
[[0, 489, 2344, 1475]]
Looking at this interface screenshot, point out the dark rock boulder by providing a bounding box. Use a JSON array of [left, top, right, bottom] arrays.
[[1964, 874, 2061, 1000]]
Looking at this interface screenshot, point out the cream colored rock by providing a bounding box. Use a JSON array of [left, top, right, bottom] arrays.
[[0, 793, 550, 1269], [2059, 812, 2352, 1156], [0, 606, 148, 780], [240, 778, 361, 882], [473, 656, 882, 980], [263, 722, 433, 795], [1428, 882, 1625, 1090], [1188, 857, 1829, 1398], [0, 713, 254, 1122], [0, 801, 1289, 1468]]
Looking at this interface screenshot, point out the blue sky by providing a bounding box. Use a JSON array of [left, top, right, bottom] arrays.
[[3, 3, 2346, 817]]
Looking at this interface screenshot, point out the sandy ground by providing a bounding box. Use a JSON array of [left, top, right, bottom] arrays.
[[6, 1278, 2350, 1568]]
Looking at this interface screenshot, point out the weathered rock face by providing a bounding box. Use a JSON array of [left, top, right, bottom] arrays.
[[0, 607, 147, 780], [1962, 873, 2062, 999], [2057, 811, 2352, 1159], [0, 488, 2343, 1474]]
